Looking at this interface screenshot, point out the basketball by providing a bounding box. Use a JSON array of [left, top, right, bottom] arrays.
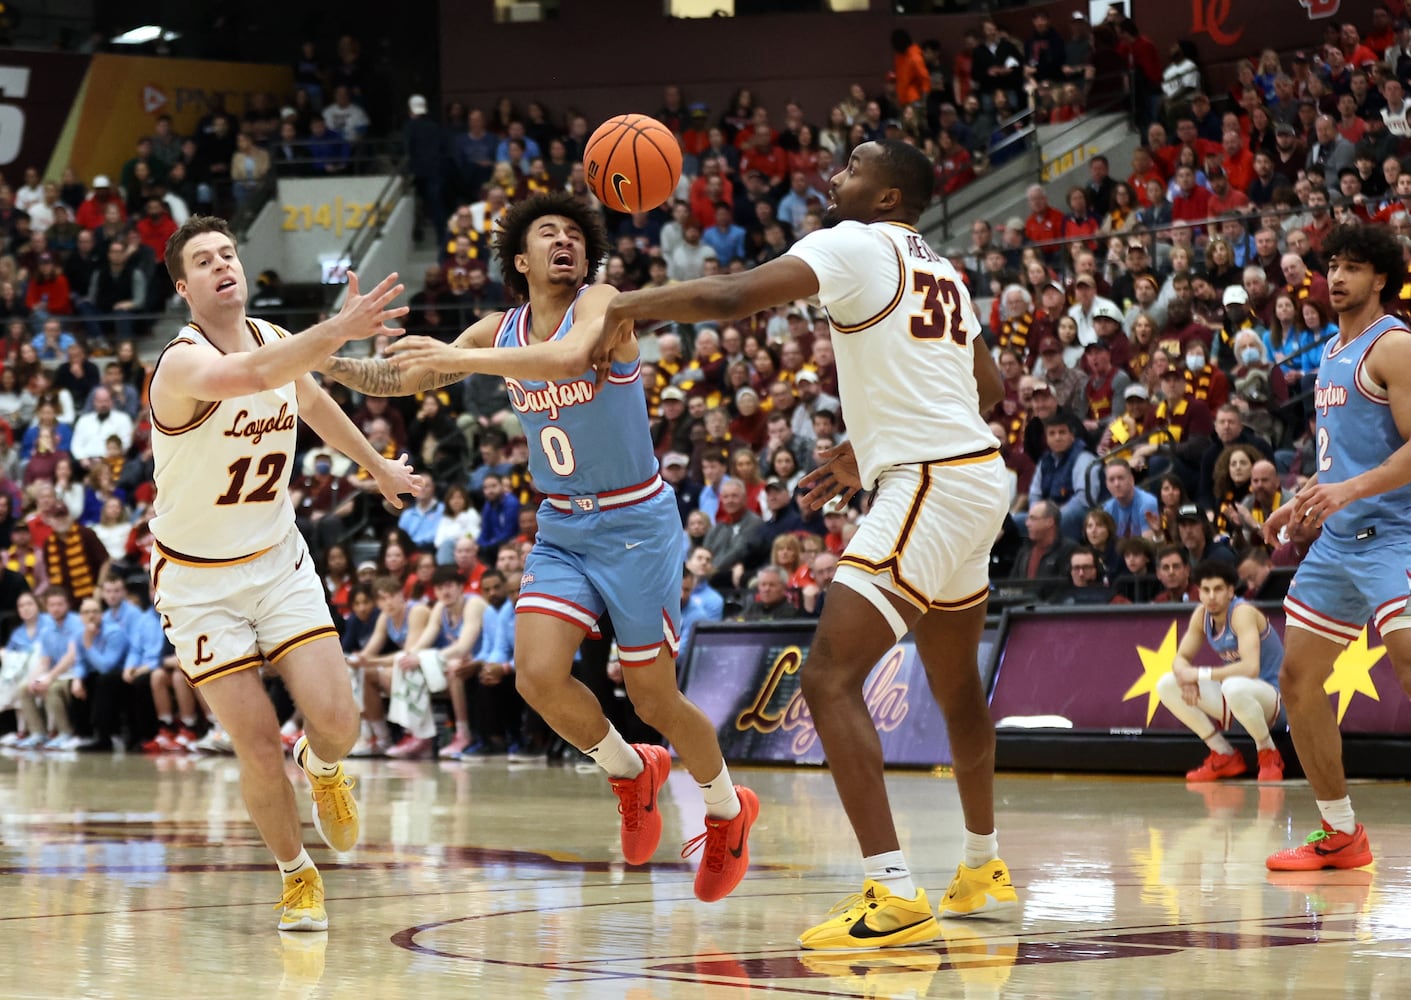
[[583, 113, 683, 214]]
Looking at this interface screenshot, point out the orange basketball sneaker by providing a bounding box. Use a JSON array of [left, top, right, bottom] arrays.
[[1267, 822, 1374, 871], [1256, 748, 1285, 783], [609, 744, 671, 865], [1185, 750, 1247, 782], [683, 785, 759, 902]]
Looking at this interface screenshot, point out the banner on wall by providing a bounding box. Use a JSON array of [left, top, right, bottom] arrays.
[[989, 606, 1409, 734], [56, 54, 293, 184], [680, 623, 1000, 767], [0, 51, 90, 174]]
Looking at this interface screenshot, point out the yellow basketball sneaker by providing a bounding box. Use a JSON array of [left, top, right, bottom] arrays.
[[275, 869, 328, 932], [938, 859, 1018, 918], [295, 735, 360, 853], [797, 880, 940, 950], [797, 949, 941, 995]]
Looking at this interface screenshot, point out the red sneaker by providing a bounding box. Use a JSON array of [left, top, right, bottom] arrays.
[[608, 744, 671, 865], [683, 785, 759, 903], [1256, 748, 1285, 783], [1267, 821, 1373, 871], [1185, 750, 1247, 782], [141, 727, 181, 753]]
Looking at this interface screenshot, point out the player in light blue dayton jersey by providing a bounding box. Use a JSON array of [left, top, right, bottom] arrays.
[[1262, 224, 1411, 873], [374, 192, 758, 903]]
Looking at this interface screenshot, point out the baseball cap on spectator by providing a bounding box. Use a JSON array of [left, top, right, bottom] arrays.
[[356, 561, 378, 575], [796, 369, 820, 383], [883, 118, 903, 131], [1091, 301, 1123, 323], [787, 306, 809, 319], [1004, 216, 1025, 231], [1031, 382, 1054, 395], [1292, 51, 1309, 62], [93, 175, 111, 188], [661, 387, 686, 403], [1084, 340, 1111, 355], [1124, 384, 1149, 400], [1071, 10, 1085, 18], [735, 386, 760, 405], [1222, 285, 1249, 306], [1073, 273, 1096, 287], [765, 477, 789, 491], [1176, 504, 1204, 523], [1160, 367, 1185, 381], [408, 95, 428, 115], [822, 496, 849, 515], [1127, 239, 1147, 252], [1338, 166, 1360, 180], [1275, 123, 1296, 136], [1043, 279, 1065, 296], [281, 106, 298, 119], [1037, 336, 1062, 354], [662, 452, 689, 469]]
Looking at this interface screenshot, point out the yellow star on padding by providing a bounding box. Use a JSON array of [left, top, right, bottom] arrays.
[[1323, 628, 1386, 724], [1123, 622, 1180, 724]]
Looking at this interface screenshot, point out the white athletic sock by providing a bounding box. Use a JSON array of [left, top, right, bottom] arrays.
[[280, 718, 300, 737], [180, 716, 197, 729], [1316, 796, 1357, 835], [963, 828, 999, 869], [584, 725, 643, 779], [863, 850, 917, 899], [298, 741, 341, 779], [699, 763, 741, 820], [1205, 733, 1235, 755], [370, 719, 391, 742], [157, 715, 173, 727], [1254, 735, 1277, 752], [278, 848, 315, 878], [455, 721, 472, 740]]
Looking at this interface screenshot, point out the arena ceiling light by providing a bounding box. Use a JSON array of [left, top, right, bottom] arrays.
[[110, 25, 181, 45]]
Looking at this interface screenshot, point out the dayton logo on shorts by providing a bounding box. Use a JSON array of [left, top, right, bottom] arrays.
[[505, 377, 596, 418], [1313, 379, 1348, 417], [574, 498, 595, 511]]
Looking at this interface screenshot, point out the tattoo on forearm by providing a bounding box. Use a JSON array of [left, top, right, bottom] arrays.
[[321, 357, 406, 396], [321, 356, 474, 396]]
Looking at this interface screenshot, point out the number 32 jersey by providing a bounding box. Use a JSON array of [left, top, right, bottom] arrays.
[[149, 318, 299, 560], [787, 220, 999, 489], [494, 288, 660, 497]]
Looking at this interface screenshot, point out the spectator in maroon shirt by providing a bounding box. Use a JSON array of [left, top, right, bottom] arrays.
[[1024, 184, 1065, 259]]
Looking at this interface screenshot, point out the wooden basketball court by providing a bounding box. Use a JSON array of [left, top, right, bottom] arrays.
[[1, 753, 1408, 998]]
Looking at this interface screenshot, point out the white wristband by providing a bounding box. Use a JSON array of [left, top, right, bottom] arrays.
[[1198, 667, 1212, 682]]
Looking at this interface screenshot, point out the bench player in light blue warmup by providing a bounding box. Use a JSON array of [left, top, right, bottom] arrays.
[[1261, 223, 1411, 872], [335, 191, 758, 902], [1156, 559, 1285, 784]]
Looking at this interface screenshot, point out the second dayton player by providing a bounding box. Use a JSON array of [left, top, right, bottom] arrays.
[[1262, 223, 1411, 871]]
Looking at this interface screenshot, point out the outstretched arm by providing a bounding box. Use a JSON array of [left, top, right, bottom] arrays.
[[385, 284, 632, 383], [318, 311, 505, 397], [296, 375, 424, 508], [604, 256, 820, 328]]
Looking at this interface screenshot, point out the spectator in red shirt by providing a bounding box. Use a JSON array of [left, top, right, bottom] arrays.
[[738, 124, 788, 188], [1204, 168, 1251, 217], [1339, 23, 1379, 69], [1217, 129, 1255, 191], [134, 197, 177, 259], [73, 175, 126, 231], [1170, 166, 1212, 229], [1281, 252, 1331, 309], [1172, 117, 1222, 165], [24, 254, 73, 320], [1129, 146, 1166, 205], [1062, 187, 1100, 248], [891, 29, 931, 108], [1024, 183, 1065, 256], [933, 130, 975, 195], [1117, 18, 1162, 129]]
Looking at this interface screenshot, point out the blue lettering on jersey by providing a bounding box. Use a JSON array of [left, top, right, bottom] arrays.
[[1314, 315, 1411, 540], [495, 288, 660, 497]]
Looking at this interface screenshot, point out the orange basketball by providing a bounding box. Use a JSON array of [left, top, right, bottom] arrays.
[[583, 113, 683, 214]]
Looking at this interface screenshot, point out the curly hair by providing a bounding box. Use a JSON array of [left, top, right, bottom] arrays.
[[1321, 222, 1408, 304], [493, 191, 608, 300]]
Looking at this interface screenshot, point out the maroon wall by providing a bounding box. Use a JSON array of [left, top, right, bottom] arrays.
[[438, 0, 1382, 126]]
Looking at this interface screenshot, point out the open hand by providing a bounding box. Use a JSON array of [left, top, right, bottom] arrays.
[[798, 440, 862, 512], [1287, 481, 1356, 534], [385, 335, 470, 374], [375, 454, 424, 510], [333, 271, 408, 341]]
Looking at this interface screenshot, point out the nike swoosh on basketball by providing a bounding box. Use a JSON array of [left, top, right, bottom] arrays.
[[611, 173, 632, 205], [848, 915, 933, 940]]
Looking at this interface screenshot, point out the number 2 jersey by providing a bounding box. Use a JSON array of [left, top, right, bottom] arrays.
[[494, 288, 661, 498], [1313, 313, 1411, 541], [786, 220, 999, 489], [149, 318, 299, 560]]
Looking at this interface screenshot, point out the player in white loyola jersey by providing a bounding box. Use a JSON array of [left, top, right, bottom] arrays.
[[149, 216, 420, 931], [602, 140, 1016, 949]]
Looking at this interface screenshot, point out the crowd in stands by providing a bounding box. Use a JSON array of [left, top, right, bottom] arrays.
[[2, 8, 1405, 761]]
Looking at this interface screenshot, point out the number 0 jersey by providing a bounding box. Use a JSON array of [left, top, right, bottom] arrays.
[[149, 318, 300, 561], [787, 220, 999, 489], [494, 288, 660, 498]]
